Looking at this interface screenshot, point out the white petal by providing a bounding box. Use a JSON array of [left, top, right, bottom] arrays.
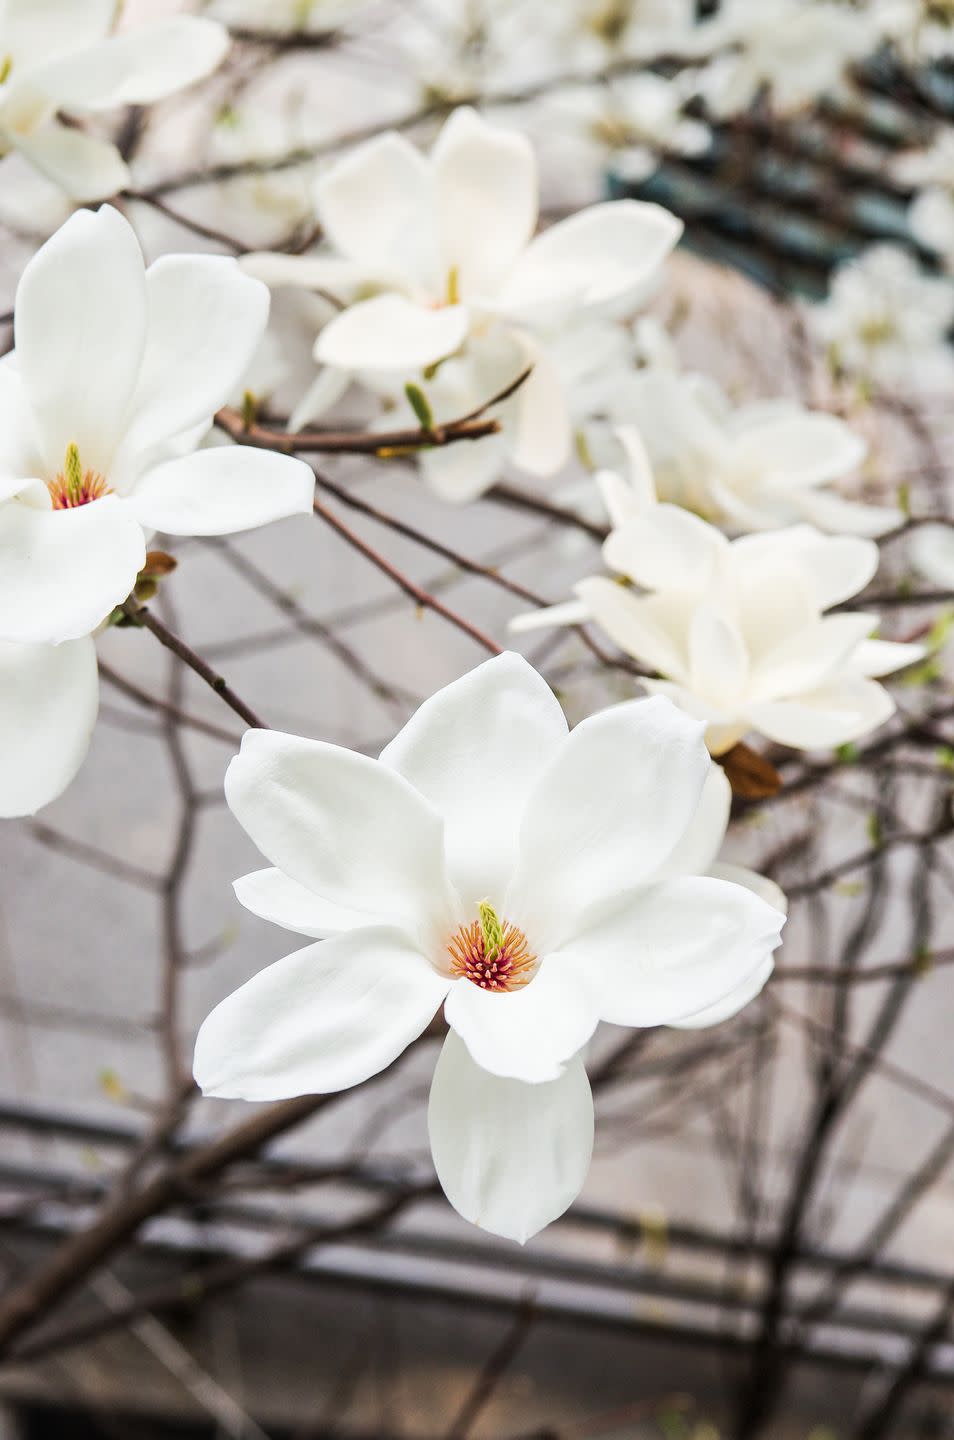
[[599, 425, 657, 525], [444, 960, 599, 1083], [735, 528, 878, 611], [749, 613, 878, 703], [127, 447, 314, 537], [672, 856, 785, 1028], [432, 107, 537, 299], [746, 679, 895, 749], [420, 432, 508, 504], [379, 653, 567, 904], [732, 411, 866, 489], [502, 335, 571, 477], [575, 578, 686, 677], [3, 0, 114, 66], [795, 489, 904, 539], [689, 607, 749, 709], [119, 256, 269, 459], [911, 524, 954, 589], [709, 860, 788, 916], [604, 504, 725, 590], [508, 695, 709, 950], [0, 497, 145, 644], [658, 764, 731, 879], [558, 875, 784, 1027], [0, 636, 98, 817], [240, 252, 375, 296], [315, 295, 469, 373], [31, 19, 229, 112], [428, 1030, 593, 1243], [671, 956, 774, 1030], [15, 206, 146, 474], [509, 598, 591, 634], [851, 639, 925, 678], [316, 131, 431, 276], [10, 122, 129, 202], [194, 928, 449, 1101], [289, 367, 351, 432], [233, 868, 369, 938], [224, 729, 456, 941], [500, 201, 682, 319]]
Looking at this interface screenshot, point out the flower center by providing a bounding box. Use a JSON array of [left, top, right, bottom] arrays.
[[446, 900, 537, 993], [46, 443, 111, 510]]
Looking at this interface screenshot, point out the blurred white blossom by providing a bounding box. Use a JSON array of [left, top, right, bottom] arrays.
[[618, 371, 903, 535], [896, 132, 954, 272], [809, 244, 954, 391], [542, 72, 710, 188], [0, 1, 228, 200], [911, 523, 954, 590], [696, 0, 872, 117], [872, 0, 954, 60], [515, 483, 922, 753], [203, 0, 361, 32]]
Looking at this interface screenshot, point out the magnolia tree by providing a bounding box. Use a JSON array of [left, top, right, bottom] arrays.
[[1, 2, 954, 1438]]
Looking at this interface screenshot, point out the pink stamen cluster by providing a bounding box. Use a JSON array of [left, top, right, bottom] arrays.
[[447, 919, 536, 993], [47, 470, 111, 509]]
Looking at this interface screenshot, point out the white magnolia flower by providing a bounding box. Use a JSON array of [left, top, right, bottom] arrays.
[[873, 0, 954, 60], [0, 2, 229, 201], [809, 244, 954, 392], [194, 654, 785, 1242], [696, 0, 872, 117], [515, 508, 923, 754], [0, 205, 315, 647], [895, 133, 954, 272], [618, 372, 903, 536], [543, 72, 710, 187], [910, 523, 954, 590], [395, 0, 551, 106], [242, 107, 682, 487], [559, 0, 700, 68]]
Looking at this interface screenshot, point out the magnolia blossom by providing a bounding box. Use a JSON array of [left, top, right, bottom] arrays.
[[910, 524, 954, 590], [557, 0, 699, 68], [543, 73, 710, 187], [0, 205, 315, 647], [895, 133, 954, 273], [696, 0, 872, 117], [194, 654, 785, 1241], [242, 107, 682, 494], [515, 497, 923, 754], [394, 0, 550, 106], [809, 245, 954, 392], [873, 0, 954, 59], [0, 2, 228, 201], [618, 372, 903, 536]]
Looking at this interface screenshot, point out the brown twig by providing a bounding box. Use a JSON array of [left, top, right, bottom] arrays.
[[120, 598, 269, 731]]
